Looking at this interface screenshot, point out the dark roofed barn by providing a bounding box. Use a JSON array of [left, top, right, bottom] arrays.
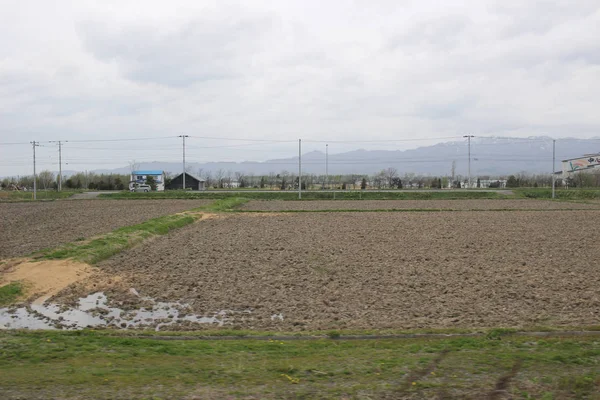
[[166, 172, 206, 191]]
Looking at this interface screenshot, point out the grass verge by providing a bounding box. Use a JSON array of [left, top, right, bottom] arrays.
[[0, 282, 23, 306], [36, 214, 197, 264], [32, 198, 245, 264], [0, 190, 82, 202], [99, 190, 505, 200], [515, 188, 600, 200], [0, 330, 598, 399], [194, 196, 250, 211]]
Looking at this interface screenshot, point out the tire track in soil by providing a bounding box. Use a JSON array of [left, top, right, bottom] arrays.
[[396, 349, 449, 394], [486, 359, 523, 400]]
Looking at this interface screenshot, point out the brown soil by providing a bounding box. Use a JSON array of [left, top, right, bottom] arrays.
[[60, 210, 600, 331], [1, 258, 92, 304], [0, 199, 212, 259], [240, 199, 600, 211]]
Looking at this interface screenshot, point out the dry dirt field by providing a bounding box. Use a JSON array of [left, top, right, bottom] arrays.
[[240, 199, 600, 211], [60, 209, 600, 331], [0, 199, 212, 258]]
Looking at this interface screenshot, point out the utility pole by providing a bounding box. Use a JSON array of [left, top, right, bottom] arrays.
[[49, 140, 65, 191], [552, 139, 556, 199], [179, 135, 189, 190], [463, 135, 474, 189], [298, 139, 302, 199], [325, 143, 328, 190], [31, 141, 39, 200]]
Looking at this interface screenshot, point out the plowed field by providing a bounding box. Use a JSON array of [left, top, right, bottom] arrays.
[[0, 200, 212, 258], [77, 209, 600, 331], [240, 199, 600, 211]]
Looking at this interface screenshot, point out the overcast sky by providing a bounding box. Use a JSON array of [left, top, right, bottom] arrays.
[[1, 0, 600, 176]]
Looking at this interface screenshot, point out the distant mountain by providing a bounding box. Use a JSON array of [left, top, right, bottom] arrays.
[[75, 136, 600, 178]]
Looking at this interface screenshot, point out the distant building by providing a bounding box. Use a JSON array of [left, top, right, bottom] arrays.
[[166, 172, 206, 191], [459, 179, 507, 189], [130, 170, 165, 191]]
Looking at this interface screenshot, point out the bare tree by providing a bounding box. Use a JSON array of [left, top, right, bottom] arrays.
[[247, 172, 255, 188], [385, 168, 398, 189], [225, 170, 233, 188], [268, 172, 276, 189], [215, 169, 224, 188], [204, 170, 213, 188], [129, 160, 140, 174], [280, 170, 289, 190], [234, 171, 245, 187], [38, 170, 55, 190]]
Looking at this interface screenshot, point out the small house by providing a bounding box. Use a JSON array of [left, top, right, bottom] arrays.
[[166, 172, 206, 191], [130, 170, 165, 191]]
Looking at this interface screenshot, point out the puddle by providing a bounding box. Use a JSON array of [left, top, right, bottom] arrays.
[[0, 292, 249, 331]]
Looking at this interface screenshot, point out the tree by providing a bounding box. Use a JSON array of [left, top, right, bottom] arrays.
[[215, 169, 224, 188], [280, 171, 289, 190], [234, 172, 245, 188], [38, 170, 55, 190], [506, 175, 519, 188], [260, 176, 266, 189], [114, 177, 125, 190], [146, 176, 157, 191], [373, 171, 386, 189], [385, 168, 398, 188], [361, 177, 367, 190], [203, 171, 213, 188], [129, 160, 140, 174], [164, 171, 173, 187], [391, 177, 403, 189], [438, 178, 442, 189]]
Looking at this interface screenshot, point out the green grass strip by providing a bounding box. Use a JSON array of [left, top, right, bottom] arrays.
[[32, 198, 247, 264], [0, 330, 598, 399], [99, 190, 505, 201], [37, 214, 198, 264], [515, 188, 600, 200], [0, 282, 23, 306], [0, 190, 83, 202], [194, 196, 250, 212]]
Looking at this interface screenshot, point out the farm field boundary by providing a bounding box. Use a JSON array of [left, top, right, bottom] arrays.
[[515, 188, 600, 200], [34, 198, 241, 264], [0, 330, 598, 399], [99, 190, 506, 200], [0, 199, 244, 305], [238, 207, 600, 213]]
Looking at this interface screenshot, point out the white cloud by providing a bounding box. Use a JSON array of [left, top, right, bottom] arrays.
[[1, 0, 600, 175]]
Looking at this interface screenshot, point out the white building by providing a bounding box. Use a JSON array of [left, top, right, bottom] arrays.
[[130, 170, 165, 191]]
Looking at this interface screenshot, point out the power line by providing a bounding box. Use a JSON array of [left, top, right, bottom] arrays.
[[61, 136, 179, 143], [188, 135, 296, 143], [303, 136, 464, 143]]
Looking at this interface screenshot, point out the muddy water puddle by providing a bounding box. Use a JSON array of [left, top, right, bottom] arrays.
[[0, 292, 255, 331]]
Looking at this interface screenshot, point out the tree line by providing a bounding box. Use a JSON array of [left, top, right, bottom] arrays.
[[1, 171, 129, 191], [3, 168, 600, 191]]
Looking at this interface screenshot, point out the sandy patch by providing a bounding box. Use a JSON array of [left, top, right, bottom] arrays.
[[1, 259, 93, 304]]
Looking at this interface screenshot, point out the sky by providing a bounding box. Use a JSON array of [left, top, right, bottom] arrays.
[[1, 0, 600, 176]]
